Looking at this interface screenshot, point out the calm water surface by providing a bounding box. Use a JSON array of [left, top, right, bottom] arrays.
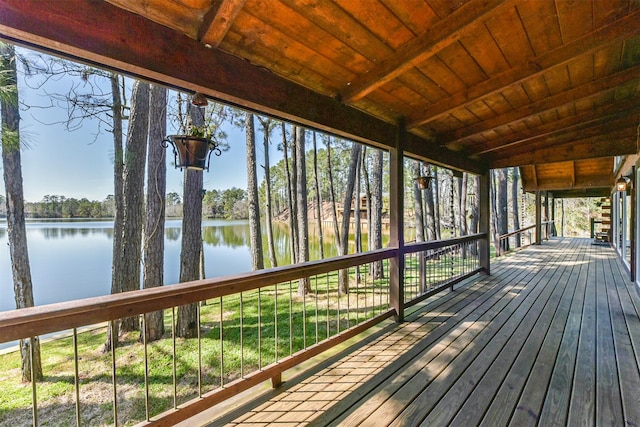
[[0, 218, 342, 313]]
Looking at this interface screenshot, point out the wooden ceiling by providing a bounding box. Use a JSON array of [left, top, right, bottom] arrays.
[[1, 0, 639, 196]]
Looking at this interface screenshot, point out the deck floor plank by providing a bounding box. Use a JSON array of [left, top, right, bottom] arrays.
[[203, 239, 640, 427], [534, 240, 589, 426], [336, 243, 556, 426], [504, 239, 585, 426], [595, 246, 624, 425], [443, 239, 578, 427], [314, 253, 537, 426]]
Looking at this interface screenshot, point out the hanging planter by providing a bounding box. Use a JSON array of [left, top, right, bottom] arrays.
[[163, 92, 221, 172], [163, 134, 221, 171]]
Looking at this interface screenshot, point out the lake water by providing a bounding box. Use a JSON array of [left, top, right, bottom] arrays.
[[0, 218, 344, 314]]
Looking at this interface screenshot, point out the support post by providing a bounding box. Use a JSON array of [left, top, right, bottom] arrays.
[[478, 171, 490, 275], [631, 166, 636, 282], [389, 122, 405, 323], [535, 191, 542, 245]]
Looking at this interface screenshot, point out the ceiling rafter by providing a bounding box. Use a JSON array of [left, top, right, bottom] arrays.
[[442, 65, 640, 143], [406, 10, 640, 129], [474, 113, 640, 163], [468, 99, 640, 156], [524, 176, 611, 191], [492, 126, 638, 168], [338, 0, 512, 102], [198, 0, 246, 47], [487, 120, 640, 162]]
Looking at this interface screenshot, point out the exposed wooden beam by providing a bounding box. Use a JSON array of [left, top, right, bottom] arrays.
[[443, 65, 640, 143], [532, 165, 538, 189], [490, 127, 638, 168], [407, 10, 640, 129], [523, 175, 612, 192], [199, 0, 246, 47], [468, 99, 640, 156], [570, 162, 576, 188], [477, 114, 640, 161], [0, 0, 482, 174], [404, 133, 488, 173], [550, 188, 611, 198], [339, 0, 510, 102]]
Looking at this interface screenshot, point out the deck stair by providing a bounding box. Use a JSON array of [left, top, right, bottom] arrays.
[[594, 197, 611, 243]]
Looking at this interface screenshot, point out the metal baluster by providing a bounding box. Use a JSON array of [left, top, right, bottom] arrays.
[[220, 297, 224, 387], [258, 288, 262, 369], [240, 293, 244, 377], [356, 264, 360, 325], [337, 273, 341, 334], [303, 278, 307, 350], [30, 337, 37, 427], [274, 283, 278, 361], [110, 322, 118, 426], [197, 303, 202, 396], [172, 308, 177, 409], [142, 315, 150, 421], [73, 329, 81, 426], [326, 273, 330, 339], [289, 280, 293, 355], [314, 275, 319, 344]]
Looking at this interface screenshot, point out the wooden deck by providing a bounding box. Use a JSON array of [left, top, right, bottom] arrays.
[[202, 238, 640, 426]]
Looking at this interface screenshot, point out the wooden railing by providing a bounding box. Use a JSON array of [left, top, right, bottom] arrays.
[[496, 222, 553, 257], [1, 249, 400, 426], [0, 234, 489, 426], [403, 233, 486, 307]]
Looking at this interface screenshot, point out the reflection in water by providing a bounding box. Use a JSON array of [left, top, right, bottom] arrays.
[[0, 219, 385, 314]]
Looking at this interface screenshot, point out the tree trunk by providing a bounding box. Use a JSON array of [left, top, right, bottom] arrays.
[[338, 143, 363, 294], [295, 127, 311, 295], [512, 167, 521, 247], [106, 73, 125, 352], [312, 132, 324, 259], [423, 164, 437, 241], [361, 148, 372, 252], [282, 123, 297, 263], [459, 172, 468, 258], [245, 113, 264, 270], [176, 102, 204, 338], [259, 117, 277, 268], [412, 160, 425, 242], [142, 84, 166, 342], [432, 167, 441, 239], [113, 80, 149, 335], [460, 173, 468, 236], [0, 42, 42, 381], [326, 136, 341, 247], [496, 168, 509, 252], [370, 149, 384, 279], [290, 127, 299, 260], [470, 175, 480, 255], [354, 152, 362, 253], [491, 170, 500, 253]]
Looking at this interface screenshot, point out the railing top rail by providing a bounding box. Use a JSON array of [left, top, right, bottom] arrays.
[[498, 222, 553, 240], [0, 248, 397, 344], [404, 233, 486, 254]]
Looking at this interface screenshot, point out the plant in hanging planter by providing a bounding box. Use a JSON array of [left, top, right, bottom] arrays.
[[163, 108, 222, 171]]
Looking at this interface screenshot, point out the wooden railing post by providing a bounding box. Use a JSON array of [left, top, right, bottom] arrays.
[[479, 171, 490, 274], [631, 166, 636, 282], [389, 122, 405, 322]]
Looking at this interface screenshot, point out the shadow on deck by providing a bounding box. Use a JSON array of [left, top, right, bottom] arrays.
[[192, 238, 640, 426]]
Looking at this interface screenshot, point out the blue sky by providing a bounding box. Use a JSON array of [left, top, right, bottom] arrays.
[[11, 47, 281, 202]]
